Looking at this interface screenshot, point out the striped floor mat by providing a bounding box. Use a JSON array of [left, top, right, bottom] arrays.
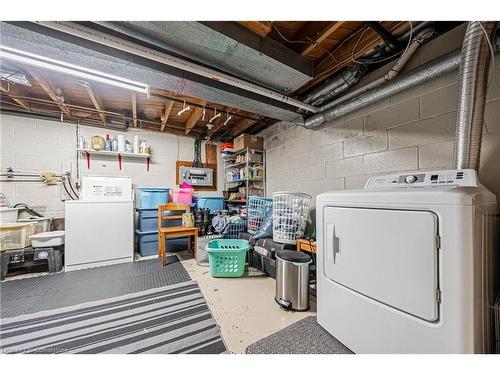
[[0, 281, 227, 354]]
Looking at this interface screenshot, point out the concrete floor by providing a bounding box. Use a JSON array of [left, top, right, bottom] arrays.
[[181, 257, 316, 354]]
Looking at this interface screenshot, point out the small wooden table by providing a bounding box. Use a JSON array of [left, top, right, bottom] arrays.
[[297, 238, 317, 254]]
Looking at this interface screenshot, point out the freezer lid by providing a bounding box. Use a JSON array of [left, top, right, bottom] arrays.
[[323, 206, 439, 321]]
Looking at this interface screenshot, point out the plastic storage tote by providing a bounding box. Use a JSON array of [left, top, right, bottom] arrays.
[[272, 192, 312, 245], [135, 230, 187, 257], [171, 188, 194, 204], [1, 222, 35, 251], [247, 196, 272, 234], [137, 208, 159, 231], [136, 208, 184, 231], [138, 188, 169, 209], [195, 196, 225, 213], [206, 239, 250, 278]]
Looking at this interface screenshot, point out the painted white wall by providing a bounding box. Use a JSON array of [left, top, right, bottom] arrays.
[[0, 114, 224, 218]]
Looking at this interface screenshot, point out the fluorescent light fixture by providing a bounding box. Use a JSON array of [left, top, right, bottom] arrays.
[[0, 45, 150, 96], [177, 101, 191, 116]]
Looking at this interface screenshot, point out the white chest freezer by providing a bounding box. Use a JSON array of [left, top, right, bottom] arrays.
[[65, 200, 134, 271]]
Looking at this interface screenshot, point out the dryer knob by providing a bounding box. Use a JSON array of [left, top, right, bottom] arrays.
[[405, 175, 417, 183]]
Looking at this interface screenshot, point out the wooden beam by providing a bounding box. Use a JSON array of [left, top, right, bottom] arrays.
[[0, 81, 30, 111], [238, 21, 272, 37], [131, 93, 138, 128], [229, 117, 260, 137], [160, 100, 174, 131], [184, 101, 206, 135], [27, 69, 71, 116], [300, 21, 345, 56], [207, 107, 237, 137], [84, 82, 107, 125]]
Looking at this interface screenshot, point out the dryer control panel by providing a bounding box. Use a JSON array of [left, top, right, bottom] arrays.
[[365, 169, 478, 189]]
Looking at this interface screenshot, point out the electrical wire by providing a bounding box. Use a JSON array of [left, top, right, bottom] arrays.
[[477, 21, 496, 87], [67, 175, 79, 199], [62, 179, 77, 200], [351, 21, 414, 66], [313, 22, 411, 82], [271, 23, 342, 66], [13, 203, 44, 217]]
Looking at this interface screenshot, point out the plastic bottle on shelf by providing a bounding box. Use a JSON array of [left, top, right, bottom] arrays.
[[133, 135, 140, 154], [111, 136, 118, 152], [117, 135, 125, 152], [105, 133, 112, 151]]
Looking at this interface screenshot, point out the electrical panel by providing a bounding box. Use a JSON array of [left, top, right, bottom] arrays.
[[179, 166, 214, 187]]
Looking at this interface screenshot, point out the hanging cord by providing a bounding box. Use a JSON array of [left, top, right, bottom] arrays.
[[192, 136, 203, 167], [13, 203, 44, 217], [67, 175, 80, 199], [477, 21, 497, 87], [61, 178, 77, 200]]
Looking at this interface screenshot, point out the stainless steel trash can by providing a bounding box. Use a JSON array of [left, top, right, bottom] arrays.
[[275, 250, 312, 311]]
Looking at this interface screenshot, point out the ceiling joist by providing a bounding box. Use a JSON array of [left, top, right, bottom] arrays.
[[27, 69, 71, 117], [0, 81, 30, 111], [84, 82, 107, 125], [184, 101, 207, 135], [238, 21, 273, 37], [161, 100, 174, 132], [229, 116, 261, 137], [300, 21, 345, 56]]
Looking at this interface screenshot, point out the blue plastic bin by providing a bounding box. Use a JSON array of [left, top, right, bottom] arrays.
[[196, 196, 225, 213], [138, 188, 169, 209], [136, 208, 182, 232], [135, 230, 188, 257]]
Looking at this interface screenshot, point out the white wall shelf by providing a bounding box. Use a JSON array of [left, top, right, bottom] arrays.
[[77, 148, 151, 171]]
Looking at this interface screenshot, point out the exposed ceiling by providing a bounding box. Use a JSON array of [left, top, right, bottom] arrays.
[[0, 21, 462, 140]]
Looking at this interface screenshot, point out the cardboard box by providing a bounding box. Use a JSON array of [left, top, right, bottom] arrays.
[[233, 134, 264, 151]]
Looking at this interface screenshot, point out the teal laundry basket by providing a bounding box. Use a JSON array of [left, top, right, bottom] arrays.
[[206, 239, 250, 278]]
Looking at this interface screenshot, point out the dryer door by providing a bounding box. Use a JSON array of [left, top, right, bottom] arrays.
[[323, 206, 439, 321]]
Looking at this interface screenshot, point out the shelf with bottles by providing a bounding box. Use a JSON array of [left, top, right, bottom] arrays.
[[221, 148, 264, 159], [78, 133, 153, 171], [225, 164, 265, 183]]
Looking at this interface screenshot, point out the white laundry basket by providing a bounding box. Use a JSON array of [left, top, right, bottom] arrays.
[[272, 191, 312, 245]]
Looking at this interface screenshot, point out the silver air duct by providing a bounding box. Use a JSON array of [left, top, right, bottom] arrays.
[[302, 65, 367, 105], [303, 50, 461, 129], [454, 21, 497, 170], [302, 26, 499, 130], [301, 21, 433, 106]]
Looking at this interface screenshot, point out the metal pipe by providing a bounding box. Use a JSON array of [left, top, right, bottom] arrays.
[[454, 21, 497, 170], [34, 21, 320, 114], [303, 50, 462, 129], [303, 25, 500, 130], [302, 65, 367, 105], [366, 21, 403, 50], [302, 22, 432, 106], [321, 28, 434, 111]]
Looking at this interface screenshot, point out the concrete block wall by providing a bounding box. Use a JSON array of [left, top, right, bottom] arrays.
[[0, 114, 224, 218], [260, 24, 500, 221]]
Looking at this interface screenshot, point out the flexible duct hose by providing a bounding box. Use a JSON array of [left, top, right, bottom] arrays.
[[454, 21, 497, 170]]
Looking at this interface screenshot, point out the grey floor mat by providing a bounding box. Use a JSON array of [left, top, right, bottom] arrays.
[[246, 316, 353, 354], [0, 256, 190, 318]]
